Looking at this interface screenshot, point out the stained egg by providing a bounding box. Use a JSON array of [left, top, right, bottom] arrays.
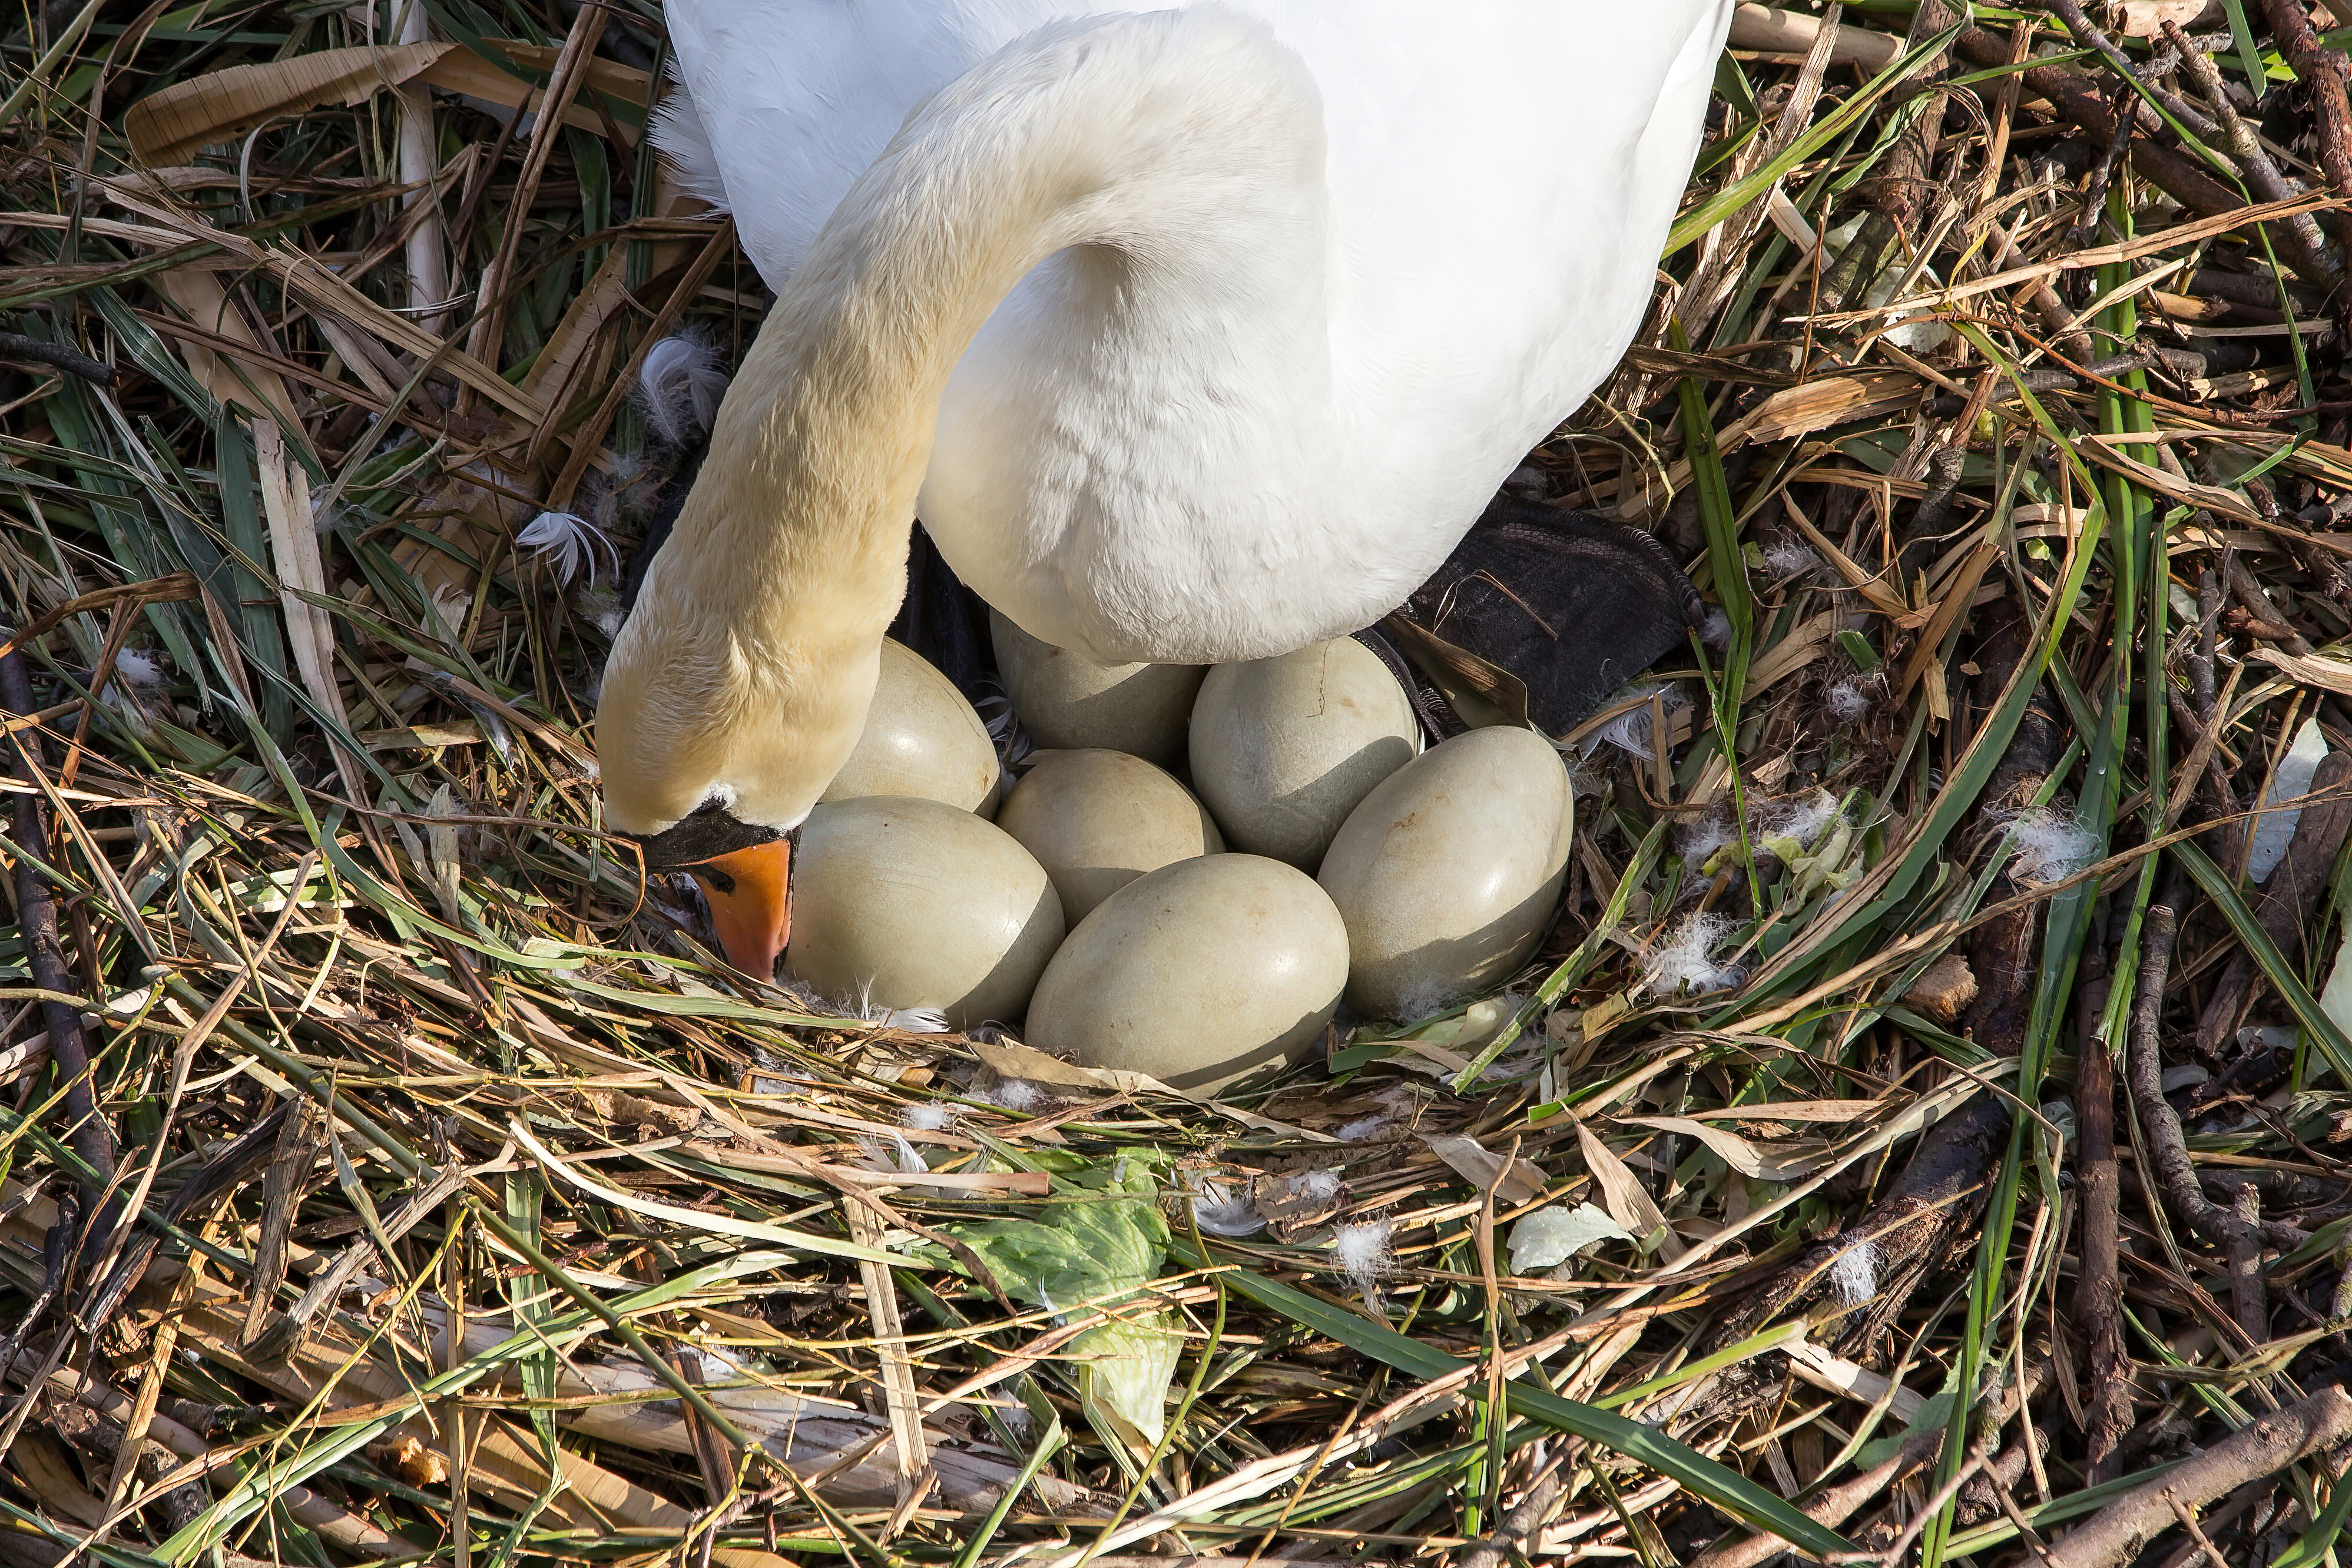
[[785, 795, 1064, 1027], [1317, 725, 1573, 1019], [995, 749, 1224, 921], [820, 638, 1002, 815], [1189, 638, 1419, 868], [989, 609, 1205, 760], [1026, 854, 1348, 1093]]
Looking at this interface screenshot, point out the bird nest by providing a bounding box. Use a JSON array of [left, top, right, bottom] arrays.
[[5, 3, 2352, 1565]]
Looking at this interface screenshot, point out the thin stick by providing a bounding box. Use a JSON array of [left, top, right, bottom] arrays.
[[0, 650, 113, 1197], [0, 331, 113, 384], [2043, 1385, 2352, 1568]]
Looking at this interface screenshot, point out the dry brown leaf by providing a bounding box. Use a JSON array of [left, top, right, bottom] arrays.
[[2112, 1, 2221, 37], [127, 42, 447, 166], [1572, 1119, 1682, 1259], [1682, 1099, 1886, 1124], [8, 1431, 107, 1528], [1722, 370, 1923, 449], [1419, 1133, 1547, 1205], [253, 418, 367, 807], [1619, 1115, 1769, 1179], [126, 38, 651, 169], [148, 268, 303, 427], [2252, 648, 2352, 700], [418, 39, 651, 141], [970, 1038, 1118, 1090]]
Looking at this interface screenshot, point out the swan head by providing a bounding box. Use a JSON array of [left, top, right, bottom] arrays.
[[595, 598, 884, 981]]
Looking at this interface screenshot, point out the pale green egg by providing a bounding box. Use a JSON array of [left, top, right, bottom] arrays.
[[995, 748, 1223, 921], [1025, 854, 1347, 1093], [786, 795, 1063, 1026], [1317, 725, 1572, 1020], [989, 609, 1205, 760]]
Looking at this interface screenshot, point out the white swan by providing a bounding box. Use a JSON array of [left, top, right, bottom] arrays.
[[595, 0, 1732, 976]]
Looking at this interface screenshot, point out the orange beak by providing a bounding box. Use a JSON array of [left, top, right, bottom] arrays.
[[686, 838, 792, 982]]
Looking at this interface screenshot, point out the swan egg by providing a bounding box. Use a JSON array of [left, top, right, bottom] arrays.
[[786, 795, 1064, 1027], [1026, 854, 1347, 1094], [990, 609, 1205, 760], [994, 748, 1224, 921], [821, 638, 1002, 816], [1190, 638, 1419, 868], [1317, 726, 1573, 1020]]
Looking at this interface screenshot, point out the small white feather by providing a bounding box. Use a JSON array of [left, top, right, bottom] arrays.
[[1189, 1179, 1265, 1237], [518, 510, 619, 588], [634, 328, 732, 447], [977, 1076, 1045, 1112], [1825, 675, 1876, 724]]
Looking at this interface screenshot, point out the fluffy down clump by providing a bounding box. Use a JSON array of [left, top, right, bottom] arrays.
[[2005, 807, 2101, 884], [1758, 790, 1841, 855], [1829, 1238, 1881, 1304], [1760, 540, 1820, 579], [973, 1076, 1045, 1112], [1331, 1218, 1395, 1295], [634, 327, 732, 448], [1679, 811, 1736, 869], [901, 1100, 954, 1132], [110, 648, 166, 690], [1825, 674, 1880, 724], [1643, 912, 1746, 997]]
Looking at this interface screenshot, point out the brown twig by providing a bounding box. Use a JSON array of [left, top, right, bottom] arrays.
[[0, 648, 113, 1198], [2072, 910, 2129, 1485], [2163, 21, 2343, 288], [2043, 1384, 2352, 1568], [0, 330, 112, 384], [2123, 889, 2307, 1308], [2258, 0, 2352, 270]]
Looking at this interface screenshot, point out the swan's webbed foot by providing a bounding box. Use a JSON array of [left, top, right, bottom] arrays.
[[1384, 496, 1703, 740]]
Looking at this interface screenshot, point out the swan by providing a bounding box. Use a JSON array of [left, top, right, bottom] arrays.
[[595, 0, 1734, 978]]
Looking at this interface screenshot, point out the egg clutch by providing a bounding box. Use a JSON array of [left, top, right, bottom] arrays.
[[774, 616, 1575, 1093]]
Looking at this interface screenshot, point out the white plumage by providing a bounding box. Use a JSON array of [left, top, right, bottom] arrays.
[[596, 0, 1734, 849], [651, 0, 1731, 665]]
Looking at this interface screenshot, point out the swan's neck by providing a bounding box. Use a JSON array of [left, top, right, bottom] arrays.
[[600, 10, 1328, 834]]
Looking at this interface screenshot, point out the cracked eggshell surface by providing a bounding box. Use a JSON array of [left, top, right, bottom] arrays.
[[1026, 854, 1347, 1094], [1317, 725, 1573, 1019], [1190, 638, 1419, 868], [785, 795, 1064, 1027], [820, 638, 1001, 815], [995, 748, 1224, 921], [990, 609, 1205, 760]]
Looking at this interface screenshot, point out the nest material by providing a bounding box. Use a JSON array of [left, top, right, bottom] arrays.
[[4, 4, 2352, 1565]]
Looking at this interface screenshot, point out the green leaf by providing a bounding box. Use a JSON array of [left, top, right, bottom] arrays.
[[933, 1151, 1181, 1452]]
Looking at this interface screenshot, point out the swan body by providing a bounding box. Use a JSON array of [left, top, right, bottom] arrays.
[[595, 0, 1730, 970]]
